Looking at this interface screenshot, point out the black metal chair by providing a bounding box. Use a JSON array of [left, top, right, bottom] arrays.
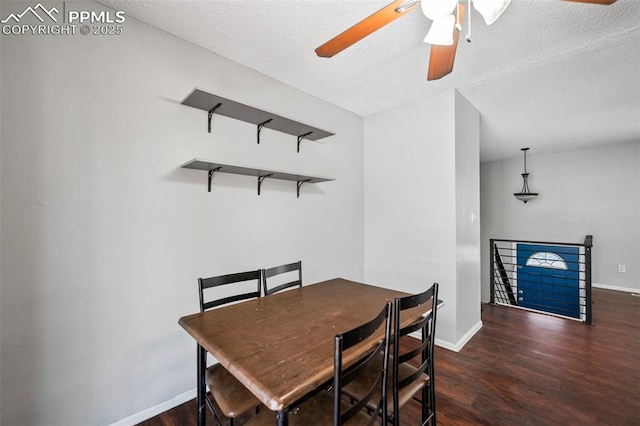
[[198, 270, 263, 426], [262, 261, 302, 296], [246, 302, 392, 425], [343, 283, 439, 426], [389, 282, 439, 426]]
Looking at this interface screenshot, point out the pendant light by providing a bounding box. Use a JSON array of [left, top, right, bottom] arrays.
[[422, 0, 458, 45], [514, 147, 539, 204], [420, 0, 512, 46], [472, 0, 512, 25]]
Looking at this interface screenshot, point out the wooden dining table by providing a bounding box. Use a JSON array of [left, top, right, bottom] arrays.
[[178, 277, 436, 426]]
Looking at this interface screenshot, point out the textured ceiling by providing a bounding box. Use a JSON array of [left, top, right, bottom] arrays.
[[98, 0, 640, 161]]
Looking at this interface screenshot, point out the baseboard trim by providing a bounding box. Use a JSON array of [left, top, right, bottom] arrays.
[[439, 320, 483, 352], [411, 320, 483, 353], [593, 283, 640, 293], [108, 388, 196, 426], [434, 338, 459, 352]]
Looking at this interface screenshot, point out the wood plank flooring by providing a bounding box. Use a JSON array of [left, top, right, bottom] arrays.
[[141, 288, 639, 425]]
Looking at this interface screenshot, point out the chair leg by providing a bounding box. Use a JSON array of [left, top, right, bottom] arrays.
[[422, 386, 429, 425], [430, 378, 437, 426], [204, 393, 223, 426], [418, 379, 436, 426], [227, 417, 233, 426]]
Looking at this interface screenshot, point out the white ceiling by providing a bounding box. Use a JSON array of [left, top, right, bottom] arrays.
[[99, 0, 640, 161]]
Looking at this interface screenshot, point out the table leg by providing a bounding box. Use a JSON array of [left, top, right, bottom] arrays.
[[276, 407, 289, 426], [197, 344, 206, 426]]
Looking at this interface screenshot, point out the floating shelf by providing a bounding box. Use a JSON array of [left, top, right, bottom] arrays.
[[181, 88, 335, 151], [181, 159, 335, 198]]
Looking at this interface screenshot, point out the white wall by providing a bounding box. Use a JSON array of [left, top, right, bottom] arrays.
[[454, 92, 481, 339], [0, 2, 364, 424], [363, 90, 481, 347], [480, 142, 640, 301]]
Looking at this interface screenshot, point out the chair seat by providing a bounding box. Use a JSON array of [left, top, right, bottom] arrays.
[[206, 363, 261, 418], [245, 390, 378, 426], [343, 356, 429, 413]]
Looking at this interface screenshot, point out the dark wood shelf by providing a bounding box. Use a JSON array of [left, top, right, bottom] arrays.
[[181, 159, 335, 197], [181, 89, 334, 150]]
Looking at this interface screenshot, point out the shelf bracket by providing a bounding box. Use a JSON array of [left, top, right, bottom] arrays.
[[297, 132, 313, 153], [207, 167, 222, 192], [207, 103, 223, 133], [257, 174, 273, 195], [296, 179, 312, 198], [257, 119, 273, 144]]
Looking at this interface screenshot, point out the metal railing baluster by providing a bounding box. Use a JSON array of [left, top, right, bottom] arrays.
[[489, 235, 593, 324]]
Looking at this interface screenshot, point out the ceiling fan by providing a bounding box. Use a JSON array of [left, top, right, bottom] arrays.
[[315, 0, 617, 81]]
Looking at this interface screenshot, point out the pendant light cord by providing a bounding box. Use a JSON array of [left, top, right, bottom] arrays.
[[466, 0, 472, 42]]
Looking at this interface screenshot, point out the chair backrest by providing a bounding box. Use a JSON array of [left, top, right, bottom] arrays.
[[262, 261, 302, 296], [392, 283, 439, 419], [334, 302, 392, 425], [198, 270, 262, 312]]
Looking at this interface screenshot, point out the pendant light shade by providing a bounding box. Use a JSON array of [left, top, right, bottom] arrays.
[[514, 147, 539, 204], [472, 0, 512, 25], [424, 15, 456, 45]]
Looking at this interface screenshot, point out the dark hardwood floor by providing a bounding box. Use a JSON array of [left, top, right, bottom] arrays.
[[142, 288, 639, 425]]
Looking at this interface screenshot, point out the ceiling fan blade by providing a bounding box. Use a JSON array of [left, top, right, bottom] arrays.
[[315, 0, 419, 58], [562, 0, 616, 4], [427, 4, 465, 81]]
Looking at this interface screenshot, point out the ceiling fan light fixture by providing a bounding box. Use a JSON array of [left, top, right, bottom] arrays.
[[472, 0, 512, 25], [420, 0, 457, 20], [424, 14, 455, 45]]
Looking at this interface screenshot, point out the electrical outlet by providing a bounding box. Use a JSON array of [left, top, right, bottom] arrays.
[[618, 264, 626, 273]]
